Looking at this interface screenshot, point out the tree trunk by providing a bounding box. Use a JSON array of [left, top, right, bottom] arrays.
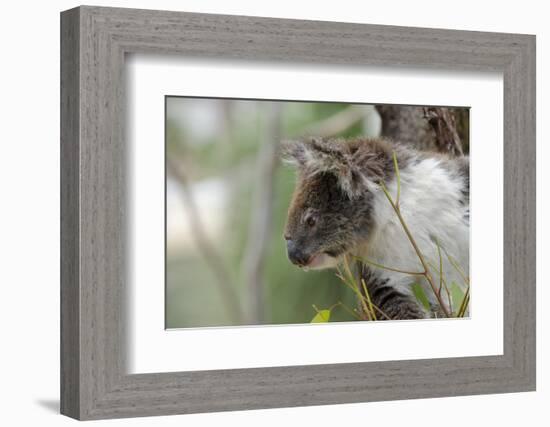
[[375, 105, 468, 156], [375, 105, 434, 150], [423, 107, 464, 156]]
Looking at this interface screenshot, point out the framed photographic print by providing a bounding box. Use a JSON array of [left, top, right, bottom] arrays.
[[60, 5, 536, 420]]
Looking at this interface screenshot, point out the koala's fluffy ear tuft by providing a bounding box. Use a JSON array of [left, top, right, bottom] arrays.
[[280, 139, 308, 167], [281, 137, 366, 198]]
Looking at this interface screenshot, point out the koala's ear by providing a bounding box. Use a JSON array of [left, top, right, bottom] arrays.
[[281, 139, 309, 167], [281, 137, 366, 198]]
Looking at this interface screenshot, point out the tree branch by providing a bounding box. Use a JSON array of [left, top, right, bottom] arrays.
[[166, 157, 244, 323], [241, 103, 282, 323], [297, 105, 368, 138]]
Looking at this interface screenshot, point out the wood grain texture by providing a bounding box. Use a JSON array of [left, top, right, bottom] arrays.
[[60, 7, 81, 419], [60, 5, 536, 420]]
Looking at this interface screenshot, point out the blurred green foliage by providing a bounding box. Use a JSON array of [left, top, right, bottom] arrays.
[[166, 98, 371, 328]]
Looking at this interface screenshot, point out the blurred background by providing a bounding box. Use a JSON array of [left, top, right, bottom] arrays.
[[165, 97, 469, 328]]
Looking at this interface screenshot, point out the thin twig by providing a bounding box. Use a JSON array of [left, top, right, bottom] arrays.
[[360, 278, 377, 321], [435, 237, 443, 297], [338, 257, 391, 321], [369, 302, 392, 321], [337, 261, 371, 319], [431, 237, 452, 312], [377, 152, 452, 317], [392, 152, 401, 207], [380, 184, 451, 317], [351, 255, 424, 276], [427, 260, 452, 313], [338, 301, 363, 321], [457, 287, 470, 317], [442, 246, 470, 285]]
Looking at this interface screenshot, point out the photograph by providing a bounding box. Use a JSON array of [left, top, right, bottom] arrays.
[[165, 98, 470, 328]]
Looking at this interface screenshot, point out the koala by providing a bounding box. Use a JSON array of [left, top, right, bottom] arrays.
[[283, 136, 470, 320]]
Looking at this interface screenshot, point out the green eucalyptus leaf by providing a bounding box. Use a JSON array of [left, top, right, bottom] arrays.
[[411, 283, 431, 311], [311, 309, 331, 323], [450, 282, 465, 313]]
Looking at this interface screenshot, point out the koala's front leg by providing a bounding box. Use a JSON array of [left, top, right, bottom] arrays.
[[373, 292, 427, 320], [358, 264, 428, 320], [367, 286, 427, 320]]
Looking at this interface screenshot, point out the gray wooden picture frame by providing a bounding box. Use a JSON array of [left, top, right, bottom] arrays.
[[60, 5, 536, 420]]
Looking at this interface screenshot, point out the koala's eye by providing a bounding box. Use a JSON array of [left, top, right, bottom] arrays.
[[306, 216, 316, 227]]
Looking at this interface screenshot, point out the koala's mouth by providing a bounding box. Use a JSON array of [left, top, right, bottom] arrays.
[[304, 253, 330, 269], [324, 248, 345, 258], [302, 251, 342, 271]]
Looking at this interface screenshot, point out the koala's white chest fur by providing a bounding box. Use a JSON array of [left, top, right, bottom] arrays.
[[356, 157, 470, 315]]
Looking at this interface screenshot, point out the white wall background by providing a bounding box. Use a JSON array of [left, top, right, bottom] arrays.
[[0, 0, 546, 425]]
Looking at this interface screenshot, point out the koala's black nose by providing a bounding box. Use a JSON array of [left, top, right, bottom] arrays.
[[286, 239, 309, 266]]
